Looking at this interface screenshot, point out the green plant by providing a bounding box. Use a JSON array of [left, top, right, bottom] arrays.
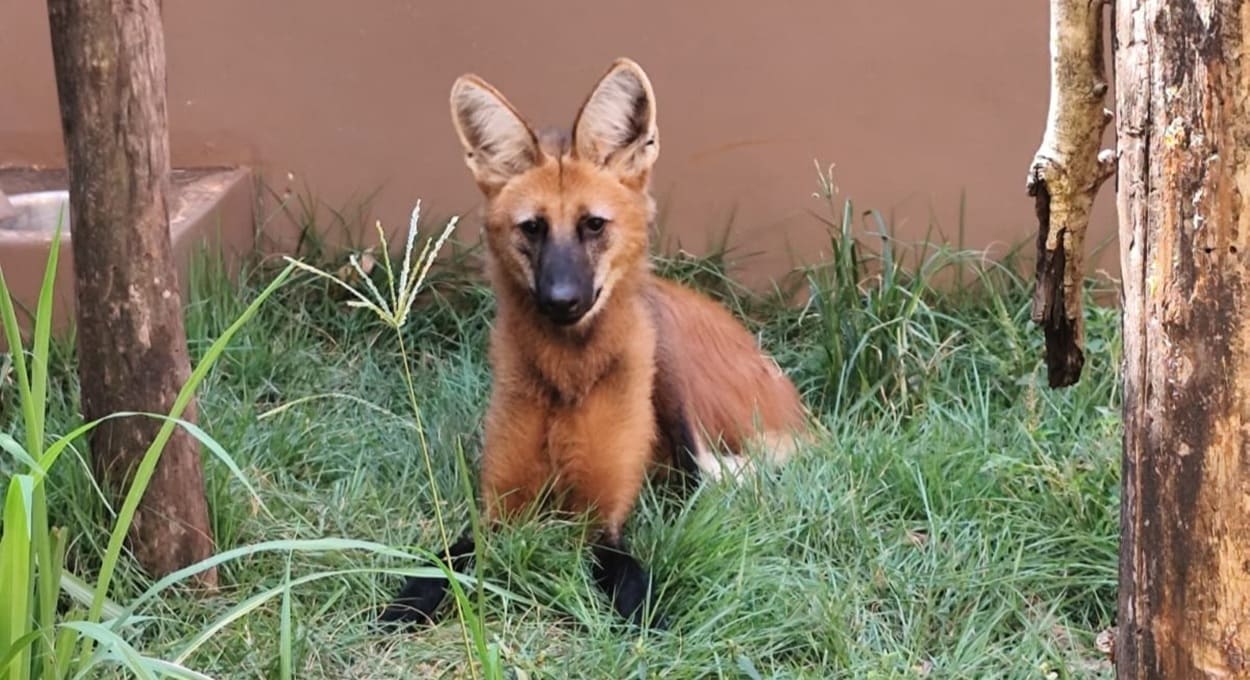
[[0, 183, 1124, 678], [1, 216, 63, 680], [0, 213, 299, 678], [283, 201, 507, 680], [0, 213, 411, 678], [798, 164, 986, 419]]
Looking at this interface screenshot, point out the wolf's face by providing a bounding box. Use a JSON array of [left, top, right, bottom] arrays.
[[449, 59, 660, 327]]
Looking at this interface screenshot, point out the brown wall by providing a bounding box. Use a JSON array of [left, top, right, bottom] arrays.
[[1, 1, 1119, 287]]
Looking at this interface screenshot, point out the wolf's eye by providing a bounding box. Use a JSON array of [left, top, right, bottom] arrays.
[[518, 218, 547, 237], [582, 216, 608, 235]]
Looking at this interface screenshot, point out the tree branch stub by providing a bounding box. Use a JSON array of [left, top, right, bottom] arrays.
[[1028, 0, 1116, 388]]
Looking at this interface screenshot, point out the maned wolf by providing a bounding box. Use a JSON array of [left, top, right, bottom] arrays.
[[379, 58, 810, 629]]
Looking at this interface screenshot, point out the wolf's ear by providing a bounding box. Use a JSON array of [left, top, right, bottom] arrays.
[[450, 75, 542, 194], [572, 58, 659, 186]]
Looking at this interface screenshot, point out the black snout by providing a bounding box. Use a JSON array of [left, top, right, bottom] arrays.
[[536, 240, 595, 325], [539, 281, 585, 318]]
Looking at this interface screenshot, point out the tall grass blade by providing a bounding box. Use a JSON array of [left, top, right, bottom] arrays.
[[115, 537, 511, 631], [29, 215, 64, 458], [0, 433, 38, 471], [0, 269, 35, 458], [0, 475, 36, 680], [172, 565, 488, 665], [30, 488, 57, 680], [61, 622, 157, 680], [57, 573, 127, 624], [0, 631, 42, 672], [278, 557, 293, 680]]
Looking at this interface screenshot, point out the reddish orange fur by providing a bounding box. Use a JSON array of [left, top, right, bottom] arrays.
[[454, 59, 810, 542], [647, 278, 808, 455]]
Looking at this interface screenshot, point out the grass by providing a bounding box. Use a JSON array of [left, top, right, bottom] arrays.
[[0, 185, 1121, 679]]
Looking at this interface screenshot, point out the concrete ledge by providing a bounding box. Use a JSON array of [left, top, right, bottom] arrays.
[[0, 166, 256, 349]]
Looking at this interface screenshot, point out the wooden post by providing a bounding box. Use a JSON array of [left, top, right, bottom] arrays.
[[1115, 0, 1250, 676], [46, 0, 217, 585]]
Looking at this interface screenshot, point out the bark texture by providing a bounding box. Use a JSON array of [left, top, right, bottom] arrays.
[[1028, 0, 1117, 388], [1115, 0, 1250, 677], [46, 0, 216, 585]]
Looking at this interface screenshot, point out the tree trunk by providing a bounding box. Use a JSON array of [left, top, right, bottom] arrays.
[[46, 0, 216, 585], [1115, 0, 1250, 676], [1028, 0, 1116, 388]]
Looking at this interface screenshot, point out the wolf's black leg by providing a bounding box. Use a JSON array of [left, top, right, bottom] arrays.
[[667, 407, 702, 491], [590, 534, 666, 629], [377, 531, 476, 628], [652, 369, 701, 492]]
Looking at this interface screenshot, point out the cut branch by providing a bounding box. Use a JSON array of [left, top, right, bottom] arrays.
[[1027, 0, 1116, 388]]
